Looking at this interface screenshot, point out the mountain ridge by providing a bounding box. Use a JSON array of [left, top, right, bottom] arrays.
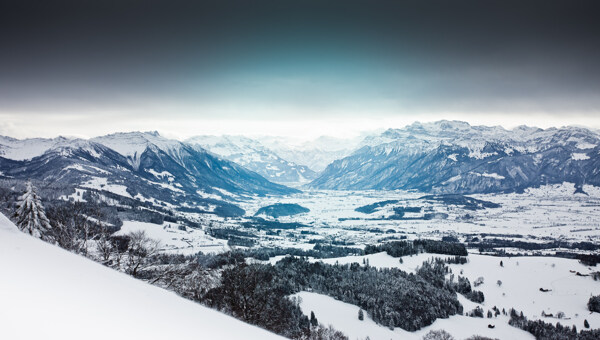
[[186, 135, 317, 185], [0, 131, 298, 217], [309, 120, 600, 194]]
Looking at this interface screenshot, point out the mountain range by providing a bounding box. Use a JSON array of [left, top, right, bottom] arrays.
[[1, 120, 599, 210], [0, 132, 297, 217], [256, 135, 364, 173], [185, 135, 317, 185], [309, 121, 600, 194]]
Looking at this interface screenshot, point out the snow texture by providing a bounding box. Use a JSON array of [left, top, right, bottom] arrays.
[[0, 212, 284, 340]]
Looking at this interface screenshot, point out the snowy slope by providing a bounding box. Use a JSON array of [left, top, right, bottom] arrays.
[[91, 131, 298, 196], [0, 213, 284, 340], [294, 291, 534, 340], [91, 131, 189, 170], [116, 220, 229, 254], [0, 135, 94, 161], [447, 254, 600, 329], [299, 251, 600, 331]]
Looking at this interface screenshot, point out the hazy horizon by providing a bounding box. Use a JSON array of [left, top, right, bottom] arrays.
[[1, 117, 599, 143]]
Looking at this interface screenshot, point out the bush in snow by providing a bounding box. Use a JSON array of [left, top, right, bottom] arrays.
[[303, 324, 348, 340], [310, 311, 318, 327], [588, 295, 600, 313], [125, 230, 161, 277], [468, 306, 484, 318], [422, 329, 454, 340]]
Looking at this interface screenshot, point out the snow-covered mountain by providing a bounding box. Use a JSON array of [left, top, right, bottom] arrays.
[[257, 135, 364, 172], [309, 121, 600, 194], [0, 212, 284, 340], [0, 132, 298, 217], [186, 135, 317, 185]]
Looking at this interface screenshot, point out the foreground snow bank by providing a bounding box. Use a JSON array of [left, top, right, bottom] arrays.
[[0, 213, 283, 340]]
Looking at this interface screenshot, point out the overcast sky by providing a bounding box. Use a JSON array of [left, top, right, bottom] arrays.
[[1, 0, 599, 140]]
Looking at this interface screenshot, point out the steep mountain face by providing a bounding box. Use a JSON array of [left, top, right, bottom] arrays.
[[186, 135, 317, 184], [0, 132, 298, 217], [309, 121, 600, 194], [93, 132, 297, 196]]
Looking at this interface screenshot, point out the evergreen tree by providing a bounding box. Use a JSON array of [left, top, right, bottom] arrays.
[[588, 295, 600, 313], [358, 309, 364, 321], [310, 311, 318, 327], [13, 181, 53, 241], [584, 319, 590, 329]]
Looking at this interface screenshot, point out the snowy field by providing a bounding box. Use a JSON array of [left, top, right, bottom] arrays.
[[238, 183, 600, 247], [309, 252, 439, 272], [447, 254, 600, 329], [286, 251, 600, 336], [116, 220, 229, 254], [293, 291, 534, 340], [0, 213, 283, 340]]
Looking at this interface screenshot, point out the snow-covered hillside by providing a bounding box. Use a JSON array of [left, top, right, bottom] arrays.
[[293, 291, 534, 340], [116, 220, 229, 254], [0, 135, 85, 161], [0, 213, 284, 340], [186, 135, 317, 185], [296, 252, 600, 330]]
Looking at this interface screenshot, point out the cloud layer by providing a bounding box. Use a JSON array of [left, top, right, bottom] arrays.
[[1, 0, 599, 137]]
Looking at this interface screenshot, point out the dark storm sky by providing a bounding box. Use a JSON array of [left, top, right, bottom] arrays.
[[1, 0, 599, 138]]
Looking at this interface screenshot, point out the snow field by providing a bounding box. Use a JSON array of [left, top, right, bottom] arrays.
[[303, 251, 600, 331], [293, 291, 534, 340], [447, 254, 600, 329], [116, 220, 229, 254], [0, 213, 284, 340]]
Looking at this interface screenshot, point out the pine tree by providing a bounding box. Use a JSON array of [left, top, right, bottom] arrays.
[[14, 181, 53, 241], [358, 309, 364, 321], [310, 311, 318, 327], [584, 319, 590, 329]]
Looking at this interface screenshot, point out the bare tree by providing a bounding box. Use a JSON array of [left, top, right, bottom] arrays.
[[95, 224, 114, 264], [49, 203, 99, 255], [126, 230, 161, 277]]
